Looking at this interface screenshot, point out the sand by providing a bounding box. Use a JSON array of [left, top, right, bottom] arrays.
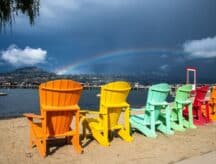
[[176, 151, 216, 164], [0, 117, 215, 164]]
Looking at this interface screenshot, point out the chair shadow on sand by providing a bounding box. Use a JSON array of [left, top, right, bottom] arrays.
[[81, 130, 129, 148]]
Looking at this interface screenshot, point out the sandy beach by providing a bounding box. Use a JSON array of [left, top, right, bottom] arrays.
[[0, 117, 215, 164]]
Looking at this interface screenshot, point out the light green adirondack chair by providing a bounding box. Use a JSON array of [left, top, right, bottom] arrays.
[[170, 84, 196, 131], [130, 83, 174, 138]]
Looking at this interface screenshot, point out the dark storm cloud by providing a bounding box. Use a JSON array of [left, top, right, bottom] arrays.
[[0, 0, 216, 83]]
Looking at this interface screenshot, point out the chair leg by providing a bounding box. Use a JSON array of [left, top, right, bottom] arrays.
[[165, 105, 174, 134], [29, 125, 35, 148], [205, 103, 211, 123], [82, 120, 88, 140], [198, 106, 205, 124], [118, 128, 133, 142], [194, 103, 211, 125], [66, 127, 72, 144], [194, 106, 205, 125], [210, 104, 216, 121], [170, 107, 185, 131], [130, 107, 157, 138], [35, 138, 47, 157], [118, 107, 133, 142], [125, 107, 131, 137], [171, 121, 185, 131], [178, 106, 186, 131], [28, 119, 36, 148], [144, 109, 157, 138], [91, 129, 110, 146], [150, 110, 156, 133], [102, 115, 109, 146], [157, 106, 174, 135], [130, 119, 157, 138], [88, 114, 110, 147], [184, 104, 196, 129], [72, 111, 83, 153], [72, 135, 82, 153]]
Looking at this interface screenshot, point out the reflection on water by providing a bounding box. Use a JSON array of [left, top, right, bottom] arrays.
[[0, 89, 174, 118], [0, 89, 39, 117], [0, 89, 147, 118], [0, 0, 40, 31]]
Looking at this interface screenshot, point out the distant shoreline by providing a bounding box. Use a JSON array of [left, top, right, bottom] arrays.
[[0, 115, 26, 120], [0, 83, 215, 90]]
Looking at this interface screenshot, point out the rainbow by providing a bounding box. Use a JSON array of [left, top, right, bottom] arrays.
[[55, 48, 179, 75]]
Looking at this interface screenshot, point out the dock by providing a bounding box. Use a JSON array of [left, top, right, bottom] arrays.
[[0, 92, 7, 96]]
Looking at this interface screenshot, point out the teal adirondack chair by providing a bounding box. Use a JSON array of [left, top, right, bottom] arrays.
[[130, 83, 174, 138], [170, 84, 196, 131]]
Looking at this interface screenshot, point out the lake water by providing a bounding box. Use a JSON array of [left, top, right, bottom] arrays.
[[0, 89, 174, 118]]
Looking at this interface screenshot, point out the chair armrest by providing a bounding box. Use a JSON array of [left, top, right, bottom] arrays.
[[151, 88, 170, 93], [101, 102, 129, 108], [23, 113, 44, 119], [131, 107, 145, 111], [80, 110, 100, 115], [148, 101, 169, 106]]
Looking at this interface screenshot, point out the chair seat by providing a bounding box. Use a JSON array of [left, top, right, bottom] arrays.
[[130, 114, 145, 121], [41, 105, 79, 111], [176, 100, 191, 105], [86, 118, 102, 131]]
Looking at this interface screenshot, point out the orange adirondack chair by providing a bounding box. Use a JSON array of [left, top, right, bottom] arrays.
[[23, 80, 83, 157], [209, 86, 216, 121]]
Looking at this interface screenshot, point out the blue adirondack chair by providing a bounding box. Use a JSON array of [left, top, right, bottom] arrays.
[[130, 83, 174, 138]]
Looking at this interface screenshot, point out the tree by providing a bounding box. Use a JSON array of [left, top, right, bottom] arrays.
[[0, 0, 40, 32]]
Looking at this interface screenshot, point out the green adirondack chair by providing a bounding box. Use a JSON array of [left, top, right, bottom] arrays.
[[130, 83, 174, 138], [170, 84, 196, 131]]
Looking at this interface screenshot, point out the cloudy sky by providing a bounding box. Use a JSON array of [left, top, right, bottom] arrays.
[[0, 0, 216, 82]]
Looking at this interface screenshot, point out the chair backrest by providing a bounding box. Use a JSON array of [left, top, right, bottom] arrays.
[[146, 83, 170, 120], [174, 84, 192, 104], [39, 79, 83, 136], [193, 85, 209, 105], [99, 81, 131, 129], [146, 83, 170, 105], [210, 86, 216, 103]]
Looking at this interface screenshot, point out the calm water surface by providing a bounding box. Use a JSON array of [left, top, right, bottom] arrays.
[[0, 89, 174, 118]]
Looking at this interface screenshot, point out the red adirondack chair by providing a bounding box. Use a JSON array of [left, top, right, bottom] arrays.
[[183, 85, 211, 125]]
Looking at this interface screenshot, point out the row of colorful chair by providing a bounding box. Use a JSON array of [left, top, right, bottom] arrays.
[[23, 79, 216, 157]]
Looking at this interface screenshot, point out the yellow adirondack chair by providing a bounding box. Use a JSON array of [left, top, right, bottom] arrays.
[[23, 80, 83, 157], [81, 81, 133, 146]]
